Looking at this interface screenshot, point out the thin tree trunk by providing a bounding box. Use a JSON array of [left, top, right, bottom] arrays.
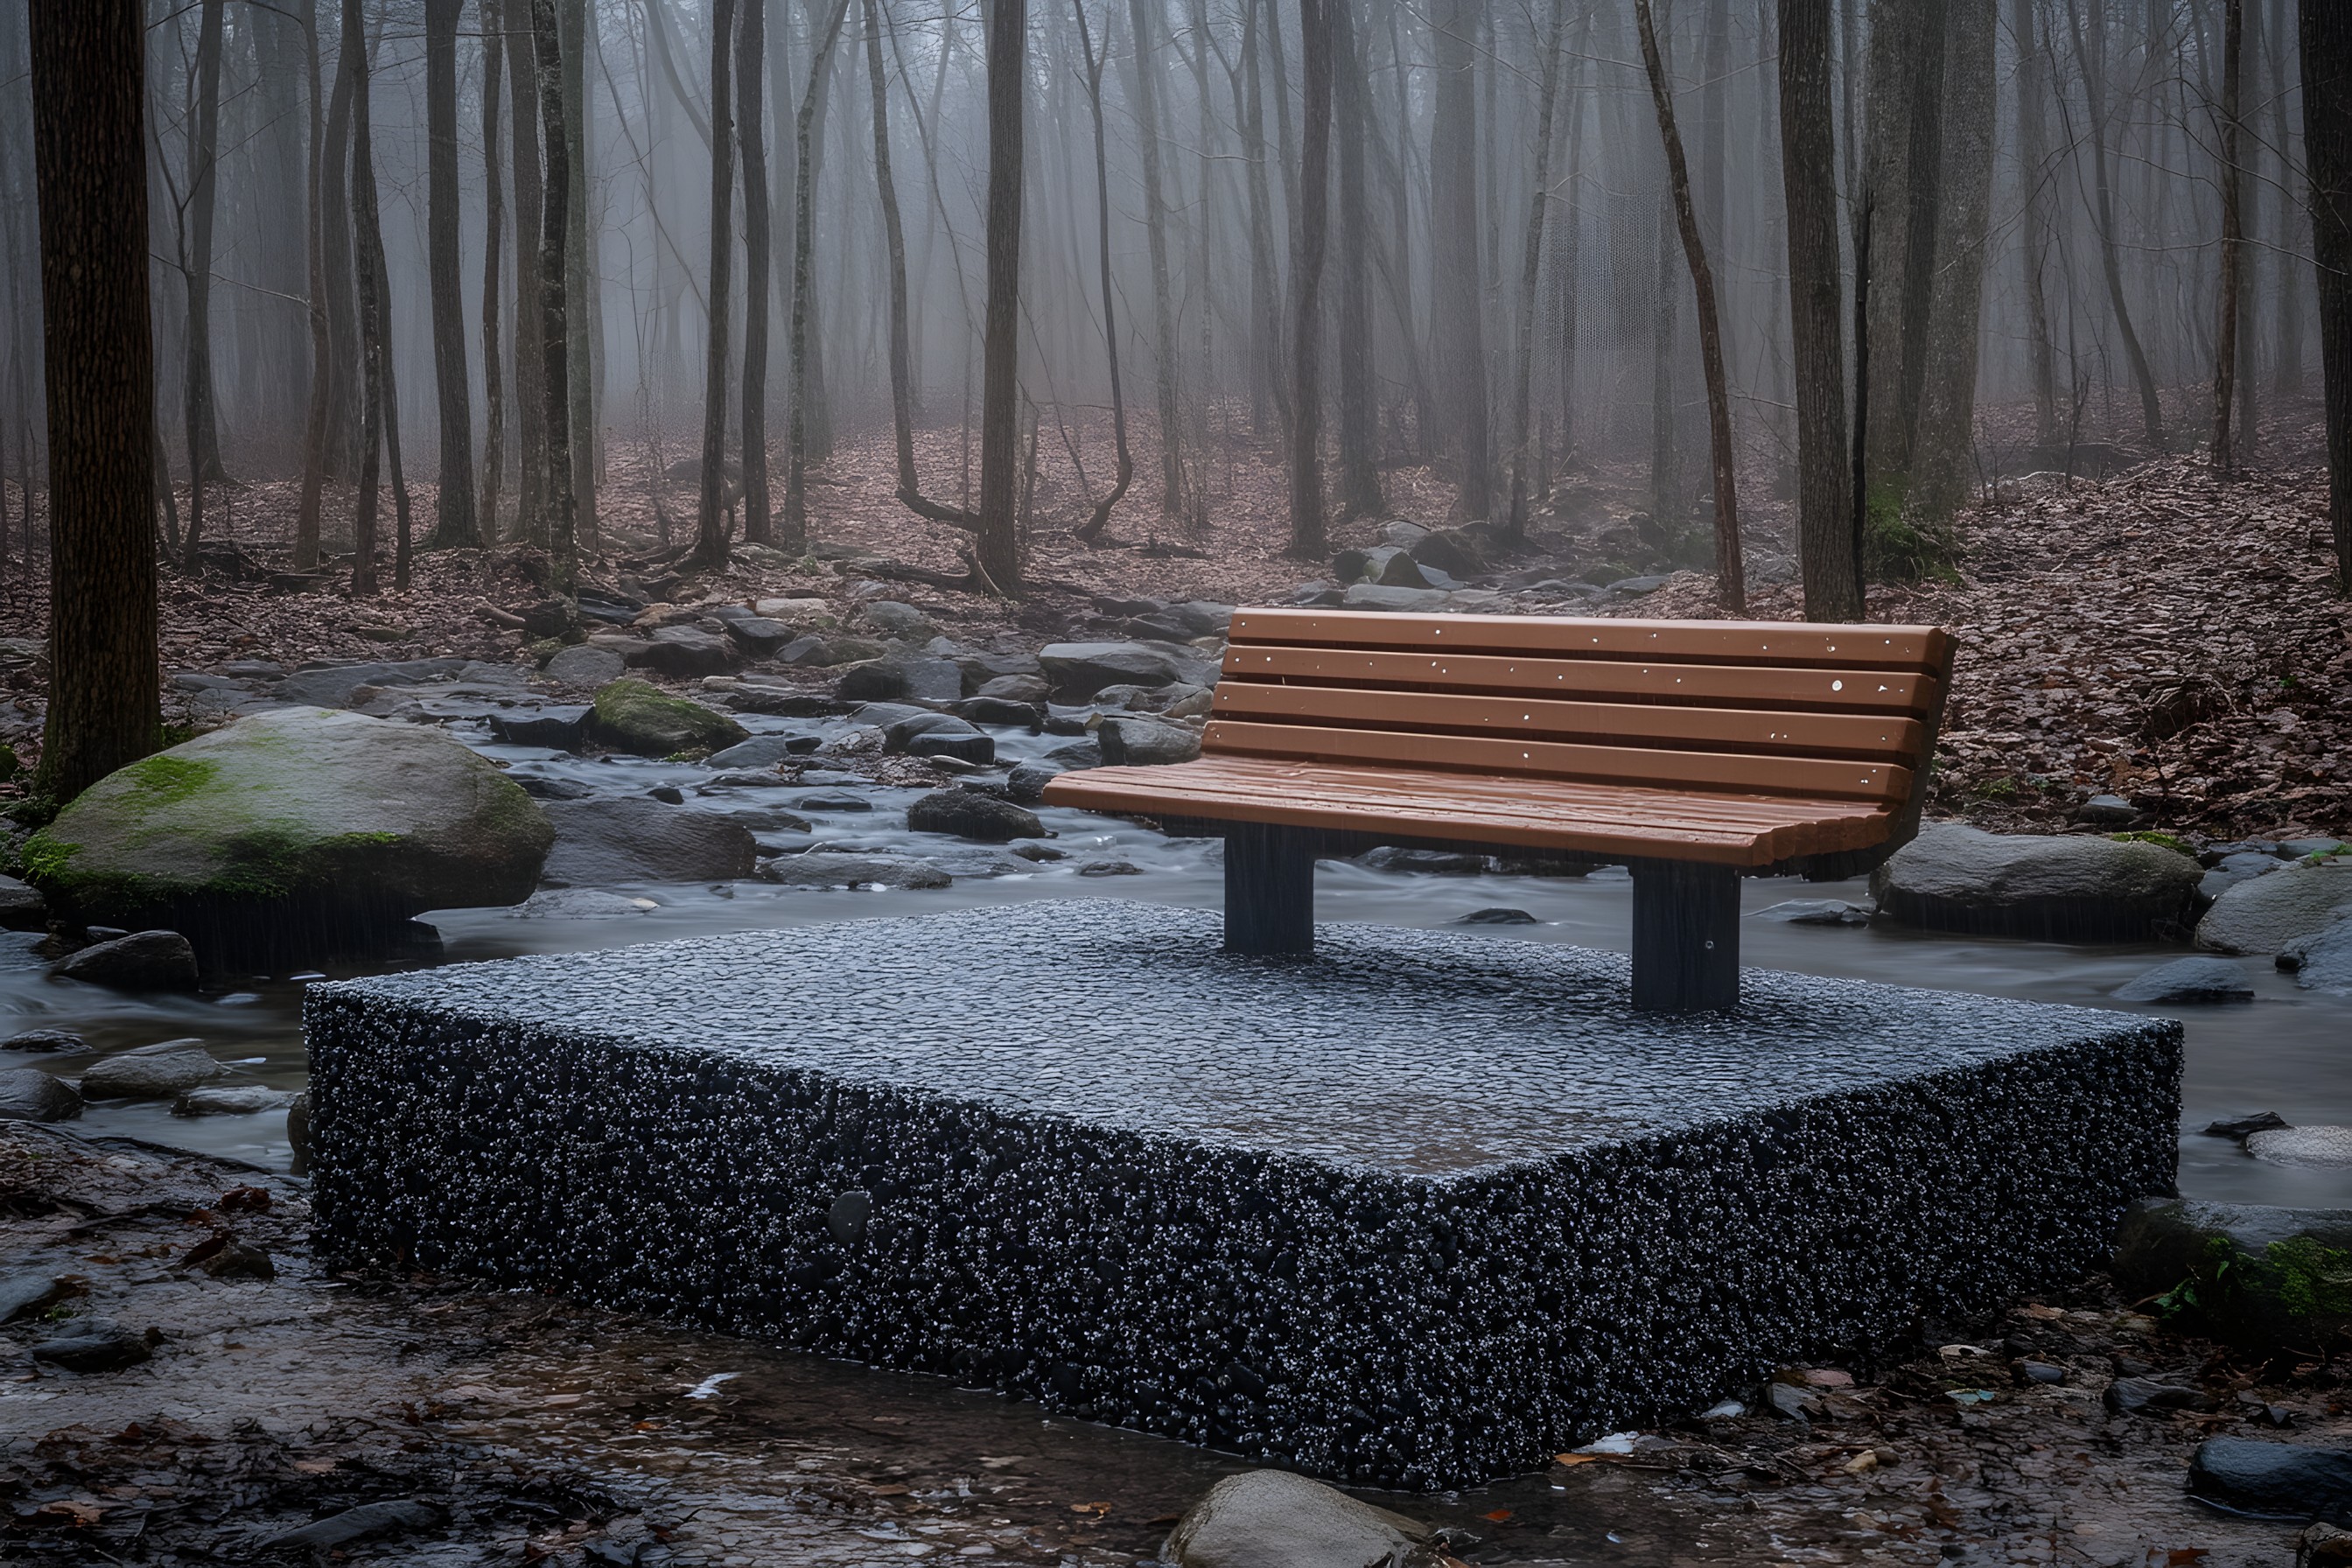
[[2074, 0, 2166, 451], [973, 0, 1025, 590], [424, 0, 480, 546], [321, 1, 360, 476], [1289, 0, 1333, 558], [1634, 0, 1742, 609], [1333, 0, 1379, 517], [1906, 0, 1996, 531], [183, 0, 227, 517], [690, 0, 737, 569], [1070, 0, 1133, 543], [1431, 0, 1490, 519], [2211, 0, 2244, 476], [480, 5, 506, 542], [1124, 0, 1183, 522], [739, 0, 774, 544], [506, 0, 549, 545], [294, 0, 332, 570], [2014, 0, 2058, 444], [530, 0, 579, 593], [1781, 0, 1859, 619], [1237, 0, 1278, 434], [780, 0, 853, 550], [27, 0, 161, 802], [1505, 0, 1566, 543], [345, 0, 383, 597], [2270, 0, 2301, 396], [2305, 0, 2352, 589], [562, 0, 597, 550]]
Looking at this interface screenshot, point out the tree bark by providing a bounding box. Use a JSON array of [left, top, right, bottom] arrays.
[[1906, 0, 1996, 531], [690, 0, 738, 570], [28, 0, 160, 803], [1124, 0, 1184, 522], [2074, 0, 2166, 452], [974, 0, 1026, 591], [780, 0, 853, 551], [1634, 0, 1742, 610], [739, 0, 774, 545], [181, 0, 228, 528], [1070, 0, 1133, 543], [1332, 0, 1379, 517], [424, 0, 480, 547], [320, 0, 360, 477], [1780, 0, 1859, 620], [479, 5, 506, 542], [561, 0, 597, 551], [2211, 0, 2244, 476], [1430, 0, 1490, 519], [1237, 0, 1278, 434], [530, 0, 578, 593], [1289, 0, 1333, 558], [1504, 0, 1565, 544], [294, 0, 332, 570], [505, 0, 549, 545], [2306, 0, 2352, 589], [2013, 0, 2058, 445]]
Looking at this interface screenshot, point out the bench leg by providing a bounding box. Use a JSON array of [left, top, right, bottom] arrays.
[[1224, 822, 1316, 955], [1628, 859, 1740, 1012]]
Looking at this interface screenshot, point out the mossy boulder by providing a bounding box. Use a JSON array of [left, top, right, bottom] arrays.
[[2114, 1197, 2352, 1355], [587, 678, 747, 756], [22, 709, 552, 965]]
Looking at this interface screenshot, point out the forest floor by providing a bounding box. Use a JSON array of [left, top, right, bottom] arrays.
[[0, 397, 2346, 841], [4, 1124, 2336, 1567]]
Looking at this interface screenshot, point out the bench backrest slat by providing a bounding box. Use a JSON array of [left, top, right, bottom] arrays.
[[1214, 609, 1953, 806]]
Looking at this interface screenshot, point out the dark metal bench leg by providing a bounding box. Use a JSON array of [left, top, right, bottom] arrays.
[[1224, 823, 1316, 955], [1628, 860, 1740, 1012]]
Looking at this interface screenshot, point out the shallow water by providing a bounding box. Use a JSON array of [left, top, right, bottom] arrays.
[[3, 704, 2345, 1209]]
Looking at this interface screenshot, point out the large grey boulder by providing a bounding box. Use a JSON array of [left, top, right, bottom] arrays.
[[2281, 914, 2352, 995], [52, 931, 200, 990], [2111, 955, 2253, 1004], [1039, 641, 1214, 703], [1868, 822, 2202, 941], [540, 798, 759, 886], [79, 1040, 228, 1100], [1162, 1470, 1440, 1568], [0, 1068, 80, 1123], [21, 709, 552, 964], [2199, 860, 2352, 956]]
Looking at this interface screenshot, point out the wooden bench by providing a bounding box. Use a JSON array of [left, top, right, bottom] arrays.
[[1042, 609, 1956, 1012]]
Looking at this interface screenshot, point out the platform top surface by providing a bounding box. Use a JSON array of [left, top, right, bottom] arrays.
[[318, 900, 2175, 1177]]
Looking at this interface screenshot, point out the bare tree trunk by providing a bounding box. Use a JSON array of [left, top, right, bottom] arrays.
[[1781, 0, 1859, 619], [1906, 0, 1995, 531], [1124, 0, 1183, 522], [2211, 0, 2244, 476], [2305, 0, 2352, 589], [2074, 0, 2166, 451], [1238, 0, 1278, 434], [530, 0, 579, 593], [1635, 0, 1742, 609], [780, 0, 853, 551], [562, 0, 598, 550], [28, 0, 160, 802], [2014, 0, 2058, 444], [1430, 0, 1490, 519], [1070, 0, 1133, 543], [1289, 0, 1333, 558], [690, 0, 738, 570], [183, 0, 227, 516], [345, 0, 383, 597], [424, 0, 480, 546], [294, 0, 332, 570], [479, 6, 506, 543], [506, 0, 549, 545], [739, 0, 774, 544], [1504, 0, 1565, 543], [1333, 0, 1380, 517], [2270, 0, 2302, 396], [974, 0, 1026, 590], [321, 1, 360, 477]]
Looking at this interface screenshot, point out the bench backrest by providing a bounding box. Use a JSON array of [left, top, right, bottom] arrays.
[[1211, 610, 1955, 814]]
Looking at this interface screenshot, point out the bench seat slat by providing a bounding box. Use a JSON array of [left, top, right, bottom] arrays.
[[1220, 644, 1942, 716], [1212, 683, 1925, 761], [1041, 757, 1894, 865], [1204, 719, 1914, 804], [1228, 610, 1952, 672]]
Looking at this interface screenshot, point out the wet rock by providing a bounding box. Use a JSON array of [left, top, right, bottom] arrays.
[[172, 1085, 298, 1116], [1163, 1469, 1439, 1568], [795, 793, 872, 813], [1039, 640, 1214, 703], [646, 785, 687, 804], [2247, 1126, 2352, 1169], [1458, 907, 1537, 925], [540, 798, 758, 886], [286, 1091, 311, 1176], [1362, 846, 1488, 874], [2281, 915, 2352, 996], [544, 643, 627, 688], [2202, 850, 2283, 903], [2012, 1359, 2068, 1385], [183, 1233, 276, 1279], [1097, 715, 1202, 767], [1045, 738, 1103, 769], [2112, 956, 2255, 1004], [0, 873, 44, 928], [2113, 1198, 2352, 1352], [0, 1068, 81, 1123], [631, 626, 740, 678], [906, 789, 1044, 843], [721, 616, 795, 657], [258, 1499, 448, 1552], [20, 709, 552, 964], [859, 600, 937, 640], [2303, 1523, 2352, 1566], [975, 673, 1049, 706], [2199, 860, 2352, 955], [1341, 583, 1452, 612], [2204, 1111, 2291, 1140], [2, 1029, 86, 1054], [2073, 794, 2141, 825], [52, 931, 200, 990], [1754, 899, 1872, 926], [883, 712, 989, 760], [1869, 822, 2202, 942], [708, 734, 821, 769], [515, 888, 657, 918], [1077, 860, 1143, 878], [758, 852, 952, 891], [0, 1272, 74, 1323], [30, 1323, 155, 1373], [951, 696, 1043, 729], [588, 679, 748, 757], [2188, 1438, 2352, 1524], [275, 657, 467, 708], [2104, 1376, 2217, 1415], [779, 634, 890, 668], [1005, 760, 1064, 805], [79, 1040, 228, 1100], [835, 656, 962, 704], [513, 774, 595, 801], [488, 705, 590, 751]]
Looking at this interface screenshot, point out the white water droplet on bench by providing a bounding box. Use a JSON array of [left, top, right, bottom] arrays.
[[1831, 679, 1844, 691]]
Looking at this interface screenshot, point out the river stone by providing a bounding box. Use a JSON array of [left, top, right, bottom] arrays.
[[2247, 1126, 2352, 1169], [2112, 1198, 2352, 1352], [80, 1040, 228, 1100], [1754, 899, 1872, 926], [1006, 760, 1064, 805], [0, 1068, 80, 1123], [757, 852, 952, 890], [1868, 822, 2202, 942], [2111, 956, 2254, 1004], [0, 874, 44, 928], [51, 930, 200, 990], [588, 679, 747, 757], [2, 1029, 85, 1054], [2189, 1439, 2352, 1525], [722, 616, 795, 656], [860, 600, 937, 640], [487, 706, 589, 751], [20, 709, 552, 963], [2202, 850, 2283, 903], [1163, 1470, 1439, 1568], [1038, 641, 1214, 703], [884, 712, 984, 752], [173, 1084, 297, 1116], [1097, 715, 1202, 767], [539, 799, 758, 886], [274, 657, 467, 709], [1341, 583, 1453, 612], [906, 789, 1044, 843], [975, 673, 1049, 706], [708, 734, 820, 769], [633, 626, 739, 678], [2282, 915, 2352, 995], [544, 643, 626, 688], [2201, 861, 2352, 955], [30, 1323, 153, 1374]]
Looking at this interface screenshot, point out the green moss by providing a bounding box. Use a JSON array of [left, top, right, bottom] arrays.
[[2267, 1237, 2352, 1322], [591, 678, 745, 755], [1861, 479, 1961, 585], [115, 753, 220, 809], [2110, 830, 2198, 860], [20, 832, 80, 885]]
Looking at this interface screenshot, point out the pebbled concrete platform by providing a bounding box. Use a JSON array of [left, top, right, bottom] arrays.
[[306, 900, 2182, 1489]]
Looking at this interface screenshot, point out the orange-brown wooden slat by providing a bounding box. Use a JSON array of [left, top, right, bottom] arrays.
[[1211, 682, 1926, 761], [1220, 644, 1942, 718], [1226, 609, 1952, 672], [1202, 719, 1913, 803], [1040, 759, 1896, 865]]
